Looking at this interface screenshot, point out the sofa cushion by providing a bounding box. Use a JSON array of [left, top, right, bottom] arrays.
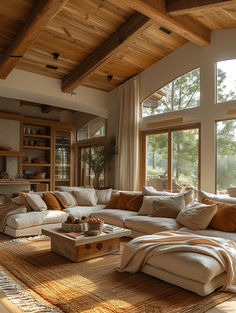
[[90, 209, 138, 227], [152, 194, 185, 218], [96, 188, 112, 204], [146, 251, 224, 284], [6, 211, 67, 229], [26, 193, 47, 211], [179, 227, 236, 241], [105, 193, 120, 209], [198, 190, 236, 204], [125, 216, 181, 234], [139, 194, 186, 216], [43, 192, 62, 210], [202, 199, 236, 232], [176, 201, 217, 230], [126, 194, 144, 212], [63, 205, 105, 218], [54, 191, 77, 208], [116, 193, 138, 210], [73, 188, 98, 206], [143, 188, 193, 205]]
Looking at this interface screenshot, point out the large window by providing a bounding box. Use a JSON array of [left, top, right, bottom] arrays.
[[216, 59, 236, 103], [142, 68, 200, 117], [78, 146, 105, 187], [216, 119, 236, 194], [145, 125, 200, 191]]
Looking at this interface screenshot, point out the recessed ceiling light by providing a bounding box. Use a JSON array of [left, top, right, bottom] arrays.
[[46, 64, 58, 70], [52, 52, 60, 60], [159, 27, 172, 35], [107, 75, 113, 82]]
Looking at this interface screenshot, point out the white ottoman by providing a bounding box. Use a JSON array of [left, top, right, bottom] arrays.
[[141, 250, 226, 296]]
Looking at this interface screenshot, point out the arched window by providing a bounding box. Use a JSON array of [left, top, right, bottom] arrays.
[[142, 68, 200, 117], [77, 117, 106, 141]]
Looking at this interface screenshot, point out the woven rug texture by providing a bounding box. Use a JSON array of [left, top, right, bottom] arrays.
[[0, 237, 234, 313]]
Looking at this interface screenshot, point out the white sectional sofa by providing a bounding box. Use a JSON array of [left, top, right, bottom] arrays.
[[2, 186, 236, 296], [2, 187, 236, 241]]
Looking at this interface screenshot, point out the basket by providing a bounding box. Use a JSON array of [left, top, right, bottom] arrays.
[[62, 222, 87, 232], [87, 221, 104, 232]]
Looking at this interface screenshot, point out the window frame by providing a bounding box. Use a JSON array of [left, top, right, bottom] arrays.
[[215, 117, 236, 194], [140, 123, 201, 191]]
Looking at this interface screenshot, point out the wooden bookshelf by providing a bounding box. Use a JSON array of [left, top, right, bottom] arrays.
[[0, 151, 24, 157]]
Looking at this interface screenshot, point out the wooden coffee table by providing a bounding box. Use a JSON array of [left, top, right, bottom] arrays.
[[42, 225, 131, 262]]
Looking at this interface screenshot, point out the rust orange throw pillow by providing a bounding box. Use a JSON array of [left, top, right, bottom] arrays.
[[105, 193, 120, 209], [203, 199, 236, 232], [126, 194, 144, 212], [43, 192, 61, 211], [116, 193, 138, 210]]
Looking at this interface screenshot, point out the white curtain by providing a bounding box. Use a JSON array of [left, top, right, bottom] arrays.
[[115, 76, 140, 191]]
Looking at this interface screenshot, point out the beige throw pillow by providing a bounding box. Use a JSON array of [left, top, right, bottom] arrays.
[[152, 194, 185, 218], [139, 194, 185, 216], [96, 188, 112, 204], [53, 191, 77, 208], [198, 190, 236, 204], [73, 188, 98, 206], [142, 188, 193, 205], [176, 201, 217, 230], [25, 193, 47, 211]]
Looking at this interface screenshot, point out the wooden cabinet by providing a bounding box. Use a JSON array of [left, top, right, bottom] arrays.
[[19, 119, 75, 191]]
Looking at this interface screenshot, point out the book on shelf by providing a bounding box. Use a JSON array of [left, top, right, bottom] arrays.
[[66, 232, 84, 239]]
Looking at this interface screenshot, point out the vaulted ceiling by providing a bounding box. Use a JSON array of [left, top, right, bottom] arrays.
[[0, 0, 235, 92]]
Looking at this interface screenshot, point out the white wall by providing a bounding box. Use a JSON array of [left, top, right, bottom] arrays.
[[139, 28, 236, 193], [0, 69, 109, 118]]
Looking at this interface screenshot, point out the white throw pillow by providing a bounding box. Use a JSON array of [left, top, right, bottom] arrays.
[[152, 194, 185, 218], [96, 188, 112, 204], [142, 188, 193, 205], [53, 191, 77, 208], [198, 190, 236, 204], [56, 186, 85, 192], [227, 186, 236, 197], [176, 201, 217, 230], [73, 188, 98, 206], [25, 193, 47, 211]]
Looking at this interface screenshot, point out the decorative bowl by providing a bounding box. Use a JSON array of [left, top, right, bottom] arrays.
[[62, 222, 88, 232], [87, 221, 104, 232]]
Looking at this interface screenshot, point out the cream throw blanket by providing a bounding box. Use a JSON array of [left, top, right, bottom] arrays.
[[0, 202, 21, 232], [119, 231, 236, 293]]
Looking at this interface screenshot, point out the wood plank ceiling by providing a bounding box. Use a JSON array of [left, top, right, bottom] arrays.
[[0, 0, 235, 92]]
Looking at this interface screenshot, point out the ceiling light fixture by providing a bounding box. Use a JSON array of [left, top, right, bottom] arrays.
[[71, 91, 76, 97], [107, 75, 113, 82], [46, 64, 58, 70], [159, 27, 172, 35], [52, 52, 60, 60]]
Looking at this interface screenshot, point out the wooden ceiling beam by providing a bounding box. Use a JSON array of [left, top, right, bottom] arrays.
[[167, 0, 236, 15], [120, 0, 210, 47], [62, 12, 152, 93], [0, 0, 70, 79]]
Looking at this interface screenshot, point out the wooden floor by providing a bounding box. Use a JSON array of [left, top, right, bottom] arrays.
[[0, 232, 235, 313]]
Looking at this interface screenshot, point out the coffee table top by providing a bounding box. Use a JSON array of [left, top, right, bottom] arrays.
[[42, 224, 131, 246]]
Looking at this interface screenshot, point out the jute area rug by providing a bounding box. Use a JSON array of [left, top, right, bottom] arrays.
[[0, 236, 234, 313]]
